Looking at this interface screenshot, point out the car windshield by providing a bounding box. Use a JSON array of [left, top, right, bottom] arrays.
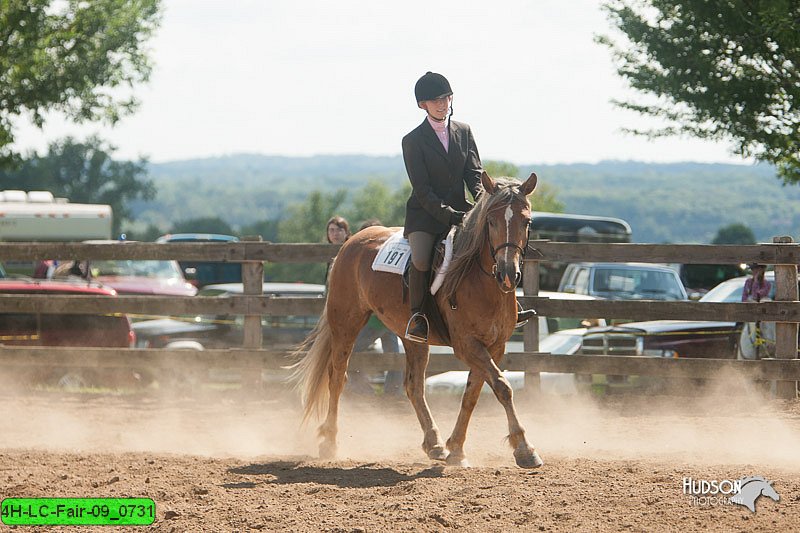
[[91, 260, 183, 279], [592, 268, 684, 300]]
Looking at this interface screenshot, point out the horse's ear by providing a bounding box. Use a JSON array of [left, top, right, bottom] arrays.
[[519, 172, 538, 196], [480, 171, 497, 194]]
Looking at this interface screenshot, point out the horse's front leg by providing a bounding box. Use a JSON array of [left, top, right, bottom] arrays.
[[401, 339, 448, 461], [444, 369, 483, 467], [460, 339, 543, 469]]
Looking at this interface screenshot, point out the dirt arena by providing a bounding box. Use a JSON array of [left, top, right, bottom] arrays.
[[1, 376, 799, 532]]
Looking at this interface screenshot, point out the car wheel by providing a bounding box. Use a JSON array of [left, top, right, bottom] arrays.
[[53, 369, 96, 390]]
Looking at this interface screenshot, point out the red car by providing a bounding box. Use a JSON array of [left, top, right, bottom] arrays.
[[0, 279, 137, 388]]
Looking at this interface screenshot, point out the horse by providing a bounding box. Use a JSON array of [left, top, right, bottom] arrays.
[[730, 476, 780, 512], [290, 171, 542, 468]]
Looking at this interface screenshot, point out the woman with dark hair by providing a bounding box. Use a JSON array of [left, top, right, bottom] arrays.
[[324, 215, 350, 288], [326, 215, 350, 245]]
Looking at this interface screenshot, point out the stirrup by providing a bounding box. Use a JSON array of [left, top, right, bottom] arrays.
[[405, 312, 429, 343], [515, 302, 537, 328]]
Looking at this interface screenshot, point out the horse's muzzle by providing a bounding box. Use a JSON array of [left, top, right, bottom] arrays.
[[493, 261, 521, 293]]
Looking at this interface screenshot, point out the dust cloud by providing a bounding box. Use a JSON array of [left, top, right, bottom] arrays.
[[1, 367, 798, 470]]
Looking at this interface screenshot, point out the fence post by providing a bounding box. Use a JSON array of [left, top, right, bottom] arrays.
[[522, 258, 541, 394], [240, 235, 264, 388], [772, 236, 799, 399], [241, 235, 264, 350]]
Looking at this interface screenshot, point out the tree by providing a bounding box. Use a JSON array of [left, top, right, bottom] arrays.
[[0, 0, 161, 166], [0, 135, 155, 234], [598, 1, 800, 183], [345, 179, 407, 229], [239, 219, 280, 242], [484, 160, 566, 213], [711, 222, 757, 245], [169, 217, 235, 236], [268, 189, 347, 283]]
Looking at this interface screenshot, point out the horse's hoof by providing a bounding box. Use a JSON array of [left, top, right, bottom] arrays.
[[427, 446, 449, 462], [446, 454, 470, 467], [514, 447, 543, 469], [319, 441, 337, 460]]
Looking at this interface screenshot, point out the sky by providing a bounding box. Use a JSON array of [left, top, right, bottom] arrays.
[[11, 0, 749, 166]]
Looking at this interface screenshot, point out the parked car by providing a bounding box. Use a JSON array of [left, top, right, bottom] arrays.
[[156, 233, 242, 288], [669, 263, 747, 299], [0, 278, 136, 388], [53, 240, 197, 298], [132, 282, 326, 351], [558, 262, 688, 301], [571, 273, 789, 391], [425, 327, 587, 396]]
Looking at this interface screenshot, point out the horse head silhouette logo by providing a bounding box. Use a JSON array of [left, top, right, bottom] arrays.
[[729, 476, 780, 513]]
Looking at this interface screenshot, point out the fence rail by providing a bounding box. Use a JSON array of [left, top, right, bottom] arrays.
[[1, 239, 798, 398]]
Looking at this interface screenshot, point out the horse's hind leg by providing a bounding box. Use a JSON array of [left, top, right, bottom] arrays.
[[401, 339, 448, 461], [318, 316, 367, 459]]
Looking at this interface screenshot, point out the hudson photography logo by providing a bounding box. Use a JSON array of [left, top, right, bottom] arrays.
[[683, 476, 780, 512]]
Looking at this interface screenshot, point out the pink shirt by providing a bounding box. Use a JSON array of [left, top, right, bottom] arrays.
[[427, 116, 449, 152], [742, 277, 771, 302]]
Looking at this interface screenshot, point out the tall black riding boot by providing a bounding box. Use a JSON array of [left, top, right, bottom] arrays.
[[405, 265, 430, 343]]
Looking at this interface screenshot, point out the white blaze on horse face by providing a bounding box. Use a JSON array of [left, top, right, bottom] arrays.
[[504, 204, 513, 263]]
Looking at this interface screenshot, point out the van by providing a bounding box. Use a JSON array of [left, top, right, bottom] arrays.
[[530, 212, 632, 290], [156, 233, 242, 287]]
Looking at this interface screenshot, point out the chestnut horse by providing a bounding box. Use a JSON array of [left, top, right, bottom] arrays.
[[291, 171, 542, 468]]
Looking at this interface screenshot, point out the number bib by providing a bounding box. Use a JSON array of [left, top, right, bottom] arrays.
[[372, 230, 411, 275]]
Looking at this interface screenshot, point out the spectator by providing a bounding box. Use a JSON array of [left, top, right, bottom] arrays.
[[739, 263, 774, 360], [326, 215, 350, 245], [324, 215, 350, 287], [742, 263, 771, 302]]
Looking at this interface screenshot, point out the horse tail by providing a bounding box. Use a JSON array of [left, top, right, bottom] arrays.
[[287, 306, 333, 423]]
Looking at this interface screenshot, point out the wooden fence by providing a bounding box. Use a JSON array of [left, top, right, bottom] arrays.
[[0, 238, 798, 399]]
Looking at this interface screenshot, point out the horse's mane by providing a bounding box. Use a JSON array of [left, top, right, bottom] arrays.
[[439, 176, 528, 303]]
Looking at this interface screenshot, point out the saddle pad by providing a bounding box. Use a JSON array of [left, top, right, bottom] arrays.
[[372, 230, 411, 275], [429, 225, 456, 295], [372, 228, 455, 296]]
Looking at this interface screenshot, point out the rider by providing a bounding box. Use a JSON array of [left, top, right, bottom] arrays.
[[402, 72, 534, 343]]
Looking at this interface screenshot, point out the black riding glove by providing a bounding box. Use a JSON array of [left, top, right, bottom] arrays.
[[449, 210, 466, 226]]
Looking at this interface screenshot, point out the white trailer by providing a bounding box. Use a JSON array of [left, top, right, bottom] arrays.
[[0, 190, 112, 242]]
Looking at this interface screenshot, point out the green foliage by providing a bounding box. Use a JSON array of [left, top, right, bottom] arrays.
[[483, 160, 519, 178], [122, 222, 163, 242], [169, 217, 235, 235], [484, 160, 565, 213], [239, 219, 280, 242], [267, 189, 348, 283], [598, 0, 800, 183], [0, 135, 155, 233], [344, 179, 408, 230], [712, 223, 757, 245], [0, 0, 162, 165]]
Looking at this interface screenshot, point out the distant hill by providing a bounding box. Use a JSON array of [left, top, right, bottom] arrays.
[[135, 154, 799, 244]]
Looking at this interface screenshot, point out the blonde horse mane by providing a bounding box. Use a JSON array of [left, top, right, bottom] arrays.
[[439, 176, 529, 303]]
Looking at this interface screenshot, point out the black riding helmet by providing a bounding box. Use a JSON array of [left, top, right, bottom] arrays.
[[414, 72, 453, 102]]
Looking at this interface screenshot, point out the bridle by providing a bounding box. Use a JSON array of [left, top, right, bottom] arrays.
[[478, 196, 532, 291]]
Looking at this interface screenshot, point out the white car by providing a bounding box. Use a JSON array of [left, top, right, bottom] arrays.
[[424, 327, 587, 396]]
